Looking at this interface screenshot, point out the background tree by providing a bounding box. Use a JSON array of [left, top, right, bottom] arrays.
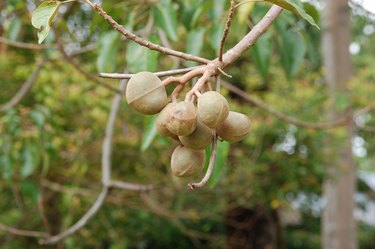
[[322, 0, 357, 248]]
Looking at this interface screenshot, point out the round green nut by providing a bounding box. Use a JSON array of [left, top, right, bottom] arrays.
[[155, 103, 179, 140], [170, 145, 205, 177], [216, 111, 251, 143], [126, 72, 168, 115], [166, 101, 197, 136], [179, 118, 212, 150], [197, 91, 229, 128]]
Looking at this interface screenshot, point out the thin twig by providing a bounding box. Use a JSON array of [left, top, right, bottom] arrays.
[[217, 67, 232, 78], [56, 40, 120, 93], [221, 80, 350, 129], [100, 66, 203, 79], [41, 73, 122, 244], [85, 1, 210, 64], [140, 193, 216, 242], [354, 102, 375, 118], [39, 188, 109, 245], [40, 179, 156, 207], [221, 5, 282, 67], [108, 180, 153, 192], [0, 36, 57, 50], [358, 125, 375, 132], [0, 58, 46, 112], [101, 73, 128, 185], [186, 71, 223, 189], [185, 65, 216, 101], [188, 133, 219, 190], [219, 0, 235, 62], [0, 222, 49, 238], [103, 5, 282, 101], [163, 67, 205, 86], [102, 69, 154, 190], [215, 76, 221, 92], [170, 5, 283, 100]]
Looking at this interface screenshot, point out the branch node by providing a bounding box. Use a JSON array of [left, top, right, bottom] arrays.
[[217, 68, 232, 78]]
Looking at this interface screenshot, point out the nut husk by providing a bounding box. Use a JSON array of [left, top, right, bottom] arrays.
[[166, 101, 197, 136], [197, 91, 229, 128], [216, 111, 251, 143], [179, 118, 212, 150], [170, 145, 205, 177], [155, 103, 178, 139], [126, 71, 168, 115]]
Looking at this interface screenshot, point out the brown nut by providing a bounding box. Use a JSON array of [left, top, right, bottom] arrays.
[[170, 145, 205, 177], [179, 118, 212, 150], [126, 72, 168, 115], [155, 103, 178, 140], [216, 111, 251, 143], [197, 91, 229, 128], [166, 101, 197, 136]]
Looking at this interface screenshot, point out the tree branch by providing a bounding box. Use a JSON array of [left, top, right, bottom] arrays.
[[101, 75, 128, 185], [0, 37, 57, 50], [108, 180, 153, 192], [99, 66, 203, 79], [40, 71, 151, 244], [160, 5, 283, 101], [39, 187, 109, 245], [100, 5, 283, 101], [359, 125, 375, 132], [221, 5, 282, 67], [0, 222, 49, 238], [140, 193, 216, 242], [56, 39, 120, 93], [84, 1, 210, 64], [221, 80, 350, 129], [0, 58, 46, 112], [188, 133, 219, 190], [219, 0, 235, 62], [101, 70, 153, 191]]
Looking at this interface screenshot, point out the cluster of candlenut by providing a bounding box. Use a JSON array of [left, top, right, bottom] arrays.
[[126, 72, 251, 178]]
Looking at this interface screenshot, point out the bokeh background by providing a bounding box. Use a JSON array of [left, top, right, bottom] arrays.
[[0, 0, 374, 248]]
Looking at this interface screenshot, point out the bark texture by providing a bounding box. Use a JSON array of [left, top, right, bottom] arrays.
[[322, 0, 357, 249]]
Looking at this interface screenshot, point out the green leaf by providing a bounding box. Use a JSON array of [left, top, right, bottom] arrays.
[[97, 31, 120, 73], [303, 2, 320, 26], [209, 22, 225, 52], [185, 28, 205, 67], [208, 141, 230, 188], [20, 180, 39, 202], [210, 0, 225, 21], [126, 36, 159, 72], [335, 93, 350, 112], [186, 28, 205, 57], [29, 110, 46, 128], [264, 0, 319, 29], [190, 1, 213, 28], [141, 116, 158, 152], [31, 1, 62, 44], [252, 33, 273, 79], [153, 0, 178, 42], [6, 17, 21, 40], [20, 143, 40, 178], [278, 30, 306, 79], [1, 154, 14, 180], [237, 1, 255, 24]]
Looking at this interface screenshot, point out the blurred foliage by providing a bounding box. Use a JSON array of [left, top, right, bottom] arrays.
[[0, 0, 374, 248]]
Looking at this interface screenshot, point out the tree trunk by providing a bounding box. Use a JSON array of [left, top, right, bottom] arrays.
[[321, 1, 357, 249]]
